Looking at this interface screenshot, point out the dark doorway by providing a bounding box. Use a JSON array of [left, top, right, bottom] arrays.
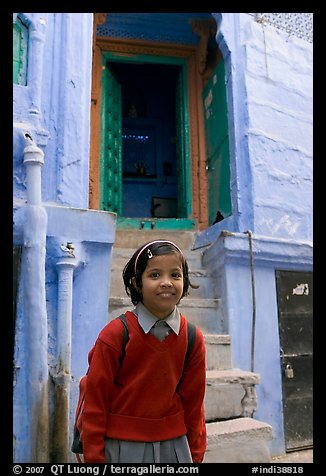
[[107, 62, 181, 219], [275, 270, 313, 451]]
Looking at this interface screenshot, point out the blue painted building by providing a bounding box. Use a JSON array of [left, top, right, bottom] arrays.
[[13, 13, 117, 463], [13, 13, 313, 462], [196, 13, 313, 457]]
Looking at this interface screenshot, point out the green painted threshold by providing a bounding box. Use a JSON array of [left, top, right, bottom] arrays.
[[117, 217, 196, 230]]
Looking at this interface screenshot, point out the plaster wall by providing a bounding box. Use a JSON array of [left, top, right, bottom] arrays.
[[244, 19, 313, 240], [205, 15, 313, 453], [197, 15, 313, 453], [195, 13, 313, 248], [224, 260, 285, 453], [203, 231, 313, 454], [13, 13, 93, 208], [13, 13, 117, 462]]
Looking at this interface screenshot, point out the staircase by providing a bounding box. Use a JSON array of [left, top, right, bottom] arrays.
[[109, 230, 272, 463]]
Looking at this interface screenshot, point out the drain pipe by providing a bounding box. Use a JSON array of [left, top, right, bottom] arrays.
[[52, 243, 77, 462], [244, 230, 256, 374], [23, 134, 49, 462]]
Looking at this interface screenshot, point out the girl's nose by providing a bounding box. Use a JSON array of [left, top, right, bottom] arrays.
[[160, 279, 173, 287]]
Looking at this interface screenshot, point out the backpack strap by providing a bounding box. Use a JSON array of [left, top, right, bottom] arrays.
[[185, 321, 196, 363], [117, 313, 129, 364], [83, 314, 129, 376]]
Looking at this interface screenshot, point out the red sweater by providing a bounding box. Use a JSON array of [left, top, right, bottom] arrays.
[[82, 311, 207, 463]]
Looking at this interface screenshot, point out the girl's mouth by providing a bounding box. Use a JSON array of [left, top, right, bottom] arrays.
[[157, 292, 175, 297]]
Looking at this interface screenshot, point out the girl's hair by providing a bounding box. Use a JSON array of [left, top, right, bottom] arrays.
[[123, 240, 191, 305]]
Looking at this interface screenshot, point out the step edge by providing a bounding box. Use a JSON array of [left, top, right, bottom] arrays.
[[206, 369, 260, 384], [206, 417, 273, 438], [109, 297, 220, 307]]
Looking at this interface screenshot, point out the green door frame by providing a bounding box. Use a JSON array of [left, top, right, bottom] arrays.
[[100, 67, 122, 214], [100, 52, 195, 230]]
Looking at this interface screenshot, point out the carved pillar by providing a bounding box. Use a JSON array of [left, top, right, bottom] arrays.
[[241, 384, 258, 418]]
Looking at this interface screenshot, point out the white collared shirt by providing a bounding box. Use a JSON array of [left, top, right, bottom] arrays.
[[132, 302, 180, 339]]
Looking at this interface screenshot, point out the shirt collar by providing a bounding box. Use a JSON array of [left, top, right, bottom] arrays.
[[132, 302, 180, 335]]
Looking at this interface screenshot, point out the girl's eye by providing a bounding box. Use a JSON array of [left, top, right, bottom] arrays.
[[172, 272, 182, 278], [150, 272, 160, 278]]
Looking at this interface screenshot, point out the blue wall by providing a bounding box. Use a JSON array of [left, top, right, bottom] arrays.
[[97, 12, 212, 43], [13, 13, 117, 462], [198, 13, 313, 455], [195, 13, 313, 248], [202, 232, 312, 454]]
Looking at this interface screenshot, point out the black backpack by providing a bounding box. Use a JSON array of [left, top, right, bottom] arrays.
[[71, 313, 196, 461]]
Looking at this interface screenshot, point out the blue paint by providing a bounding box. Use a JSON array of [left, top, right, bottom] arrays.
[[98, 13, 212, 44], [13, 13, 117, 462], [194, 15, 313, 454], [202, 231, 313, 454], [195, 13, 313, 248], [13, 135, 49, 462]]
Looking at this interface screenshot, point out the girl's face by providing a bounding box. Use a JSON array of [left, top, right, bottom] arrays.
[[137, 252, 184, 319]]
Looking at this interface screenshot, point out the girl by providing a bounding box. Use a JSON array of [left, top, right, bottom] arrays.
[[82, 240, 207, 463]]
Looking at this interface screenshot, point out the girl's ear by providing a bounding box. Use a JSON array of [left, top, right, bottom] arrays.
[[132, 276, 141, 293]]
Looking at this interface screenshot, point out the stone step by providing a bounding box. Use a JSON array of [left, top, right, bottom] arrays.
[[109, 244, 214, 298], [204, 334, 232, 371], [110, 266, 216, 299], [111, 247, 204, 269], [205, 369, 260, 421], [109, 297, 223, 333], [177, 299, 223, 333], [206, 369, 260, 385], [188, 270, 216, 298], [114, 230, 198, 250], [204, 417, 273, 463]]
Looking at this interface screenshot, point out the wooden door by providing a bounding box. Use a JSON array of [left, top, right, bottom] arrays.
[[203, 59, 231, 225]]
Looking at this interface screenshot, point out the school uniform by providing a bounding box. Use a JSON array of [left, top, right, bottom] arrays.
[[82, 303, 206, 463]]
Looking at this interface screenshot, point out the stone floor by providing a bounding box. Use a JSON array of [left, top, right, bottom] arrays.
[[271, 449, 313, 463]]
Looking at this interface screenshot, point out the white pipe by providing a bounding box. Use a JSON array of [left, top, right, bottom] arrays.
[[56, 251, 77, 375], [23, 142, 44, 205], [52, 246, 77, 462], [23, 137, 49, 462]]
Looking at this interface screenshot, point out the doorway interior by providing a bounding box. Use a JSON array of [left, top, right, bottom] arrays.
[[108, 61, 181, 220], [100, 55, 194, 230]]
